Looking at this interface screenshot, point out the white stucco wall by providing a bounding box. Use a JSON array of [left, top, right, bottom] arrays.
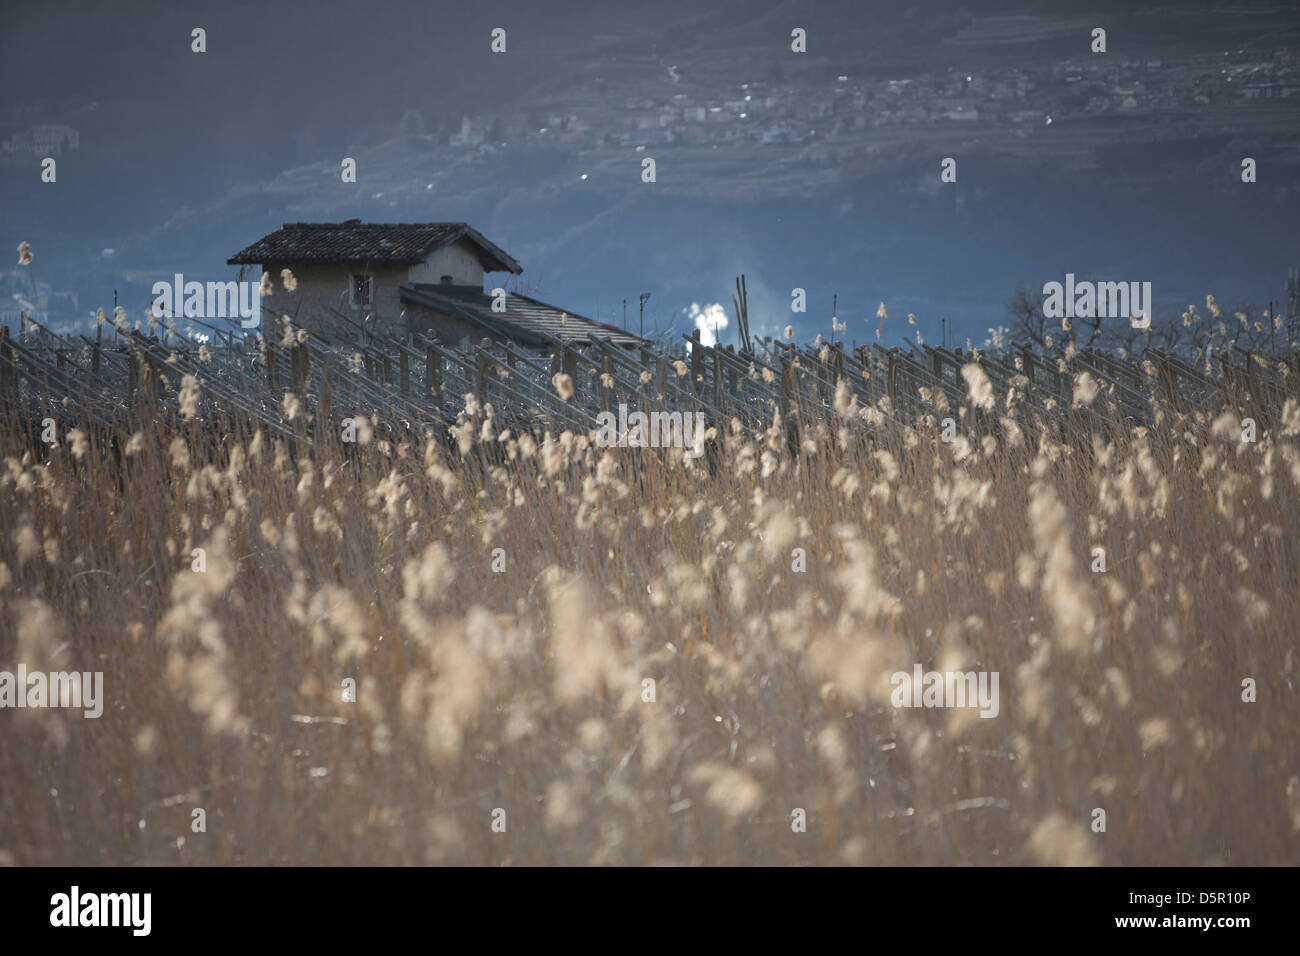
[[259, 262, 408, 343], [407, 239, 488, 287]]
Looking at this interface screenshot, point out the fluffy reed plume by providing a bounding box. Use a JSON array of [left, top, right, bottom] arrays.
[[1029, 813, 1100, 866], [179, 374, 201, 420], [552, 373, 575, 401], [1027, 468, 1096, 654], [0, 367, 1296, 867], [961, 361, 995, 410], [66, 428, 88, 460], [1072, 371, 1098, 407], [833, 377, 858, 419]]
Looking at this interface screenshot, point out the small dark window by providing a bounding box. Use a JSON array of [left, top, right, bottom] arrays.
[[440, 274, 454, 286], [351, 274, 373, 308]]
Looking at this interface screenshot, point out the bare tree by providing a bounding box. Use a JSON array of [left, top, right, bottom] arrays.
[[1009, 285, 1282, 363], [1006, 284, 1049, 349]]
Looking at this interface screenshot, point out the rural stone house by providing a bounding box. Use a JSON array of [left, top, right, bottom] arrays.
[[227, 220, 642, 349]]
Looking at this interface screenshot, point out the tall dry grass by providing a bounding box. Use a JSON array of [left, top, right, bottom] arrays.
[[1, 372, 1298, 865]]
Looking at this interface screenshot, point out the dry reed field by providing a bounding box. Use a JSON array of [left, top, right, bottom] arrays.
[[1, 368, 1298, 866]]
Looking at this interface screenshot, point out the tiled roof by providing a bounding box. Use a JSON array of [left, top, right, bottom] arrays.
[[400, 284, 644, 349], [228, 221, 522, 272]]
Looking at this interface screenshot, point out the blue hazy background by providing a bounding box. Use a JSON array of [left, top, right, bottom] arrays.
[[3, 0, 1298, 347]]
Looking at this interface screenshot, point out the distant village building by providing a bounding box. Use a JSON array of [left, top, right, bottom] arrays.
[[448, 116, 485, 148], [2, 124, 79, 156], [0, 272, 78, 329], [227, 220, 642, 349]]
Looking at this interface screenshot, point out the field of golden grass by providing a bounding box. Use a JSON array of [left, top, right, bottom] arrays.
[[1, 380, 1298, 865]]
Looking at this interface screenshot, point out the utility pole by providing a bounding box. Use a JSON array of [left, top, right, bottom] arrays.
[[623, 298, 627, 332], [1287, 268, 1300, 348], [639, 292, 651, 340]]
